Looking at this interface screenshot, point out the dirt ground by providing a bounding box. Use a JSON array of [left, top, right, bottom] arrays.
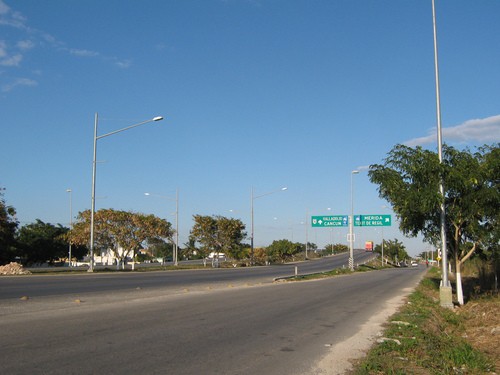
[[0, 262, 31, 275], [458, 296, 500, 371]]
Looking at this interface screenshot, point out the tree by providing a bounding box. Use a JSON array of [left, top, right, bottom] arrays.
[[294, 242, 317, 258], [147, 237, 174, 263], [266, 239, 302, 263], [0, 188, 18, 265], [306, 242, 318, 252], [182, 237, 200, 260], [374, 239, 409, 265], [190, 215, 246, 266], [16, 220, 69, 265], [369, 143, 499, 304], [68, 209, 173, 269], [253, 247, 269, 265], [325, 243, 348, 255]]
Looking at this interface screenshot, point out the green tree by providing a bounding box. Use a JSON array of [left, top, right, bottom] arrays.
[[325, 243, 348, 255], [369, 143, 499, 304], [295, 242, 317, 258], [190, 215, 246, 265], [306, 242, 318, 252], [147, 237, 173, 263], [16, 220, 69, 265], [373, 239, 409, 264], [266, 239, 302, 263], [68, 209, 173, 269], [182, 237, 200, 260], [0, 189, 18, 265], [232, 243, 251, 261]]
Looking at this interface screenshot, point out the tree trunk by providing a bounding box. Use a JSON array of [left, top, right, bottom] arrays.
[[456, 253, 464, 305]]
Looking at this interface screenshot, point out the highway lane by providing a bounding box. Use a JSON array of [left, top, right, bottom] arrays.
[[0, 266, 426, 375], [0, 250, 375, 301]]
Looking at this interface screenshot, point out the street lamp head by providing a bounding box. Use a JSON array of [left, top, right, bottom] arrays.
[[352, 170, 360, 174], [66, 188, 72, 193], [153, 116, 164, 122]]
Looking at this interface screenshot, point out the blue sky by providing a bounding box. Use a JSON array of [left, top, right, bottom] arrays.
[[1, 0, 499, 256]]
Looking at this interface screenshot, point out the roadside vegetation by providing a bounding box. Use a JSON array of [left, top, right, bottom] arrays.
[[284, 259, 388, 282], [350, 265, 498, 375], [369, 143, 499, 306]]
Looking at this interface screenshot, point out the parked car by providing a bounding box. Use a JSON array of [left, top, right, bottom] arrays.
[[411, 261, 419, 267]]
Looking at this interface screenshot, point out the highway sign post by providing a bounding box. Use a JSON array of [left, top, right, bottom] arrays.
[[311, 215, 348, 227], [354, 214, 391, 227]]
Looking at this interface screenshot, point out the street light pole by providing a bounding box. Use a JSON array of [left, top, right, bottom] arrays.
[[66, 188, 72, 267], [431, 0, 453, 307], [175, 188, 179, 266], [305, 210, 309, 260], [348, 170, 359, 271], [251, 187, 254, 265], [89, 113, 163, 272], [250, 186, 287, 265], [89, 113, 98, 272], [381, 205, 389, 267], [381, 226, 384, 266]]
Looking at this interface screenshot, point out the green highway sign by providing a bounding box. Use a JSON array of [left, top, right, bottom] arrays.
[[311, 215, 348, 227], [354, 214, 391, 227]]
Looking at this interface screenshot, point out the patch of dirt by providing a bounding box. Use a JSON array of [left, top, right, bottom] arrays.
[[0, 262, 31, 275], [458, 297, 500, 371]]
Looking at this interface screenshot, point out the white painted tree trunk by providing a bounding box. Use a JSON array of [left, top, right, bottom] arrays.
[[456, 255, 464, 305], [456, 271, 464, 305]]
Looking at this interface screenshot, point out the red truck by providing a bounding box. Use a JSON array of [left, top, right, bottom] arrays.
[[365, 241, 374, 252]]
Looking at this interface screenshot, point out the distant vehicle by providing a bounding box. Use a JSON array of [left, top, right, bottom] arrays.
[[365, 241, 374, 252], [207, 252, 226, 261], [411, 261, 419, 267]]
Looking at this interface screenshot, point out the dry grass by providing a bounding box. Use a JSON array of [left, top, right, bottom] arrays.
[[458, 296, 500, 372], [351, 267, 498, 374]]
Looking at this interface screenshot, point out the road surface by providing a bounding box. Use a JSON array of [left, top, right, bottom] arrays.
[[0, 250, 375, 301], [0, 256, 426, 374]]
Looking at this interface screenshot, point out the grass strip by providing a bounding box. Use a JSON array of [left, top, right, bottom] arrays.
[[351, 267, 495, 374]]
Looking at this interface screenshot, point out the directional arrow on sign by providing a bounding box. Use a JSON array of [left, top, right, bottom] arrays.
[[311, 215, 348, 227], [354, 214, 392, 227]]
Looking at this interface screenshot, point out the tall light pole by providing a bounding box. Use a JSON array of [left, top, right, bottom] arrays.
[[348, 170, 359, 271], [381, 205, 389, 267], [144, 190, 179, 266], [89, 113, 163, 272], [431, 0, 453, 307], [250, 186, 287, 265], [305, 210, 309, 260], [327, 207, 333, 251], [66, 188, 72, 267]]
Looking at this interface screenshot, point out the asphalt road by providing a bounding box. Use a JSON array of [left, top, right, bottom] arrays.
[[0, 250, 375, 301], [0, 254, 426, 375]]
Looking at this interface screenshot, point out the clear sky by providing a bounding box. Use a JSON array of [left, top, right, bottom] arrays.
[[1, 0, 499, 256]]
